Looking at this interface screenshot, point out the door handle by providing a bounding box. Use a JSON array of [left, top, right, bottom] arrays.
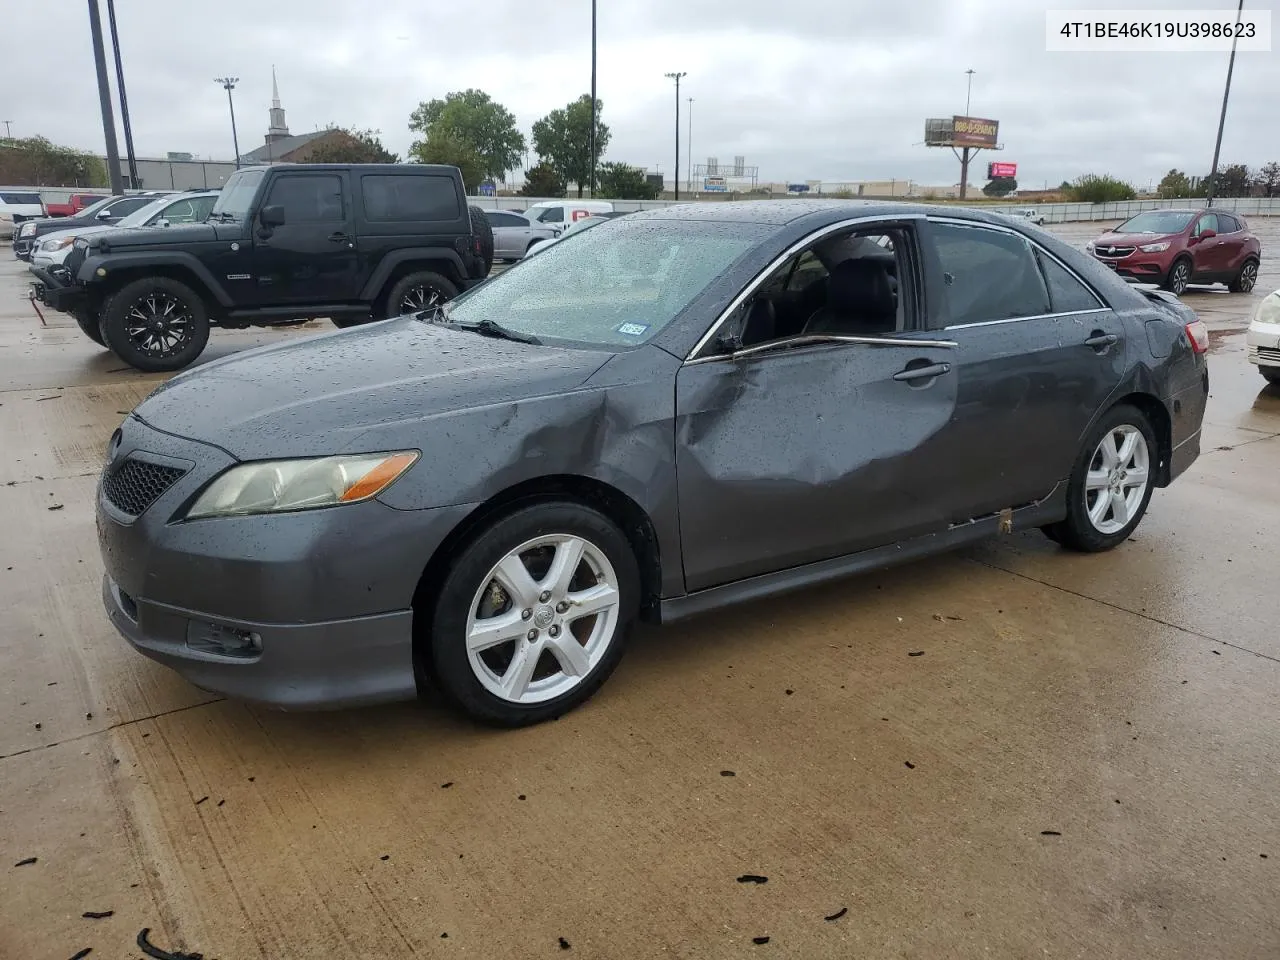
[[1084, 333, 1118, 349], [327, 231, 349, 243], [893, 361, 951, 382]]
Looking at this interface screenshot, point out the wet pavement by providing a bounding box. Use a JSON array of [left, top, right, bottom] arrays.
[[1, 225, 1278, 960]]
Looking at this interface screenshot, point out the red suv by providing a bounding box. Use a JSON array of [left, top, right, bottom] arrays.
[[1087, 208, 1261, 296]]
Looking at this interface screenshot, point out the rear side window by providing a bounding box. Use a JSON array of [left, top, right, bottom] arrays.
[[932, 222, 1051, 326], [361, 174, 459, 221], [267, 175, 345, 222], [1035, 250, 1102, 313], [1217, 213, 1240, 232], [486, 211, 525, 227], [0, 192, 42, 205]]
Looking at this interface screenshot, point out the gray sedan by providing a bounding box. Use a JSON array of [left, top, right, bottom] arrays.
[[97, 201, 1208, 726], [484, 209, 558, 261]]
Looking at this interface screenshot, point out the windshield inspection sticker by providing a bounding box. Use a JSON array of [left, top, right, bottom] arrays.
[[616, 322, 649, 337]]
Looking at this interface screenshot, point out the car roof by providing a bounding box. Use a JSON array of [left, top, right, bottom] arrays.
[[626, 199, 1050, 228]]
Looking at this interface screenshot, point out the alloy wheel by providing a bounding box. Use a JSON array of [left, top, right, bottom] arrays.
[[1084, 424, 1150, 535], [1238, 261, 1258, 293], [124, 293, 193, 358], [400, 284, 442, 314], [1169, 262, 1190, 296], [465, 534, 621, 705]]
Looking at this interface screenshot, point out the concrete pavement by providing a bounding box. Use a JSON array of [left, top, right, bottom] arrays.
[[1, 227, 1278, 960]]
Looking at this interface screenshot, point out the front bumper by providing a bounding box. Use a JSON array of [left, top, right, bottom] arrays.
[[1091, 252, 1171, 282], [96, 415, 476, 709], [28, 264, 84, 313], [1247, 320, 1280, 369], [12, 235, 35, 258]]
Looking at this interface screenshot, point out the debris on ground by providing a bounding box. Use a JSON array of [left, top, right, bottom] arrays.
[[908, 651, 925, 657], [137, 927, 204, 960], [194, 796, 208, 805], [558, 936, 571, 950], [720, 770, 736, 777], [824, 907, 848, 922], [737, 874, 768, 884], [752, 936, 770, 944], [82, 911, 114, 920], [1040, 830, 1062, 836], [904, 761, 916, 769], [14, 857, 37, 867], [68, 949, 93, 960]]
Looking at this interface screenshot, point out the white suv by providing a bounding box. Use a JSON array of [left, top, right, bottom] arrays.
[[1247, 288, 1280, 386], [0, 190, 46, 240]]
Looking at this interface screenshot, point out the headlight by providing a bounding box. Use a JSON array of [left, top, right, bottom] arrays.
[[1139, 241, 1170, 253], [1085, 241, 1095, 253], [40, 236, 76, 252], [20, 221, 36, 236], [1254, 292, 1280, 327], [185, 451, 418, 519]]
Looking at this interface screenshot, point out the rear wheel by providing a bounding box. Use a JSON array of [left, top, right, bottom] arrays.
[[1229, 258, 1259, 294], [99, 277, 210, 373], [383, 271, 458, 319], [1042, 404, 1156, 552], [1163, 258, 1192, 296], [426, 502, 640, 726]]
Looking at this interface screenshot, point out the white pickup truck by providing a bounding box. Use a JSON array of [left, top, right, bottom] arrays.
[[1011, 208, 1046, 225]]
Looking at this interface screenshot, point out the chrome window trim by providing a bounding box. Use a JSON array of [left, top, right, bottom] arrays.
[[685, 333, 958, 366], [942, 307, 1110, 331], [927, 215, 1108, 311], [684, 213, 926, 362]]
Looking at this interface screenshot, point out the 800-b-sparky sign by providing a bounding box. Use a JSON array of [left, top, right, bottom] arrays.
[[951, 115, 999, 148]]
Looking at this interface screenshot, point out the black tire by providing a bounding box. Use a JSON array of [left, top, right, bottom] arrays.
[[1261, 366, 1280, 385], [468, 205, 494, 277], [1162, 257, 1192, 297], [1229, 258, 1259, 294], [427, 501, 641, 727], [1042, 404, 1157, 553], [72, 306, 106, 347], [99, 277, 210, 373], [525, 238, 543, 256], [331, 315, 370, 329], [383, 271, 458, 319]]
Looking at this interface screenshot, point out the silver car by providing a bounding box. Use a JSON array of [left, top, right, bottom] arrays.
[[485, 210, 558, 262]]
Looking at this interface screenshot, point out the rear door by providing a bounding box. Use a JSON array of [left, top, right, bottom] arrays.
[[921, 219, 1125, 518], [251, 171, 358, 304], [1212, 213, 1247, 275]]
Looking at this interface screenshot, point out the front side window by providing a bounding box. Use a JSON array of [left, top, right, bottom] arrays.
[[1194, 213, 1219, 236], [267, 175, 345, 223], [444, 219, 764, 349], [534, 206, 563, 223], [932, 222, 1050, 327]]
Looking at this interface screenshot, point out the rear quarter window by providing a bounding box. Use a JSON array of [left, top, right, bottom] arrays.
[[0, 193, 43, 205], [361, 174, 460, 222]]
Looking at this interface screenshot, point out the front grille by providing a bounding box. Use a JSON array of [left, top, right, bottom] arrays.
[[63, 243, 87, 278], [1255, 347, 1280, 363], [1094, 245, 1136, 259], [103, 458, 187, 516]]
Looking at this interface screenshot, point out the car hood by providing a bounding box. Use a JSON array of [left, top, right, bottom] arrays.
[[133, 318, 615, 460], [38, 223, 115, 245], [1094, 232, 1178, 247], [90, 222, 219, 250]]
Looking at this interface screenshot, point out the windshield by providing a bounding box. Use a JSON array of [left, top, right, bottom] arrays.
[[76, 195, 117, 217], [445, 218, 764, 348], [116, 196, 181, 228], [210, 169, 265, 220], [1115, 211, 1196, 235]]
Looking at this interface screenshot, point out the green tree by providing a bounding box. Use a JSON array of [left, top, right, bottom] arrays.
[[1156, 169, 1191, 199], [408, 89, 525, 182], [300, 127, 398, 164], [981, 176, 1017, 197], [596, 162, 658, 200], [1067, 174, 1136, 203], [0, 136, 107, 187], [1057, 180, 1072, 192], [409, 131, 484, 192], [1257, 161, 1280, 198], [531, 95, 611, 197], [519, 162, 566, 198], [1209, 163, 1252, 198]]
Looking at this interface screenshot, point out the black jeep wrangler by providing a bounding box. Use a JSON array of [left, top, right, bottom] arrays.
[[30, 163, 495, 372]]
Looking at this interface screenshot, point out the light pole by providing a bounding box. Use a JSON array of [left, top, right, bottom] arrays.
[[964, 68, 975, 115], [589, 0, 597, 197], [214, 77, 241, 168], [2, 121, 10, 139], [105, 0, 138, 189], [1205, 0, 1245, 206], [87, 0, 124, 194], [686, 97, 693, 195], [958, 68, 976, 200], [664, 72, 686, 200]]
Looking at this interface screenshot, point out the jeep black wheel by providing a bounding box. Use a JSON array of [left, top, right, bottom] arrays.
[[469, 205, 495, 277], [72, 307, 106, 347], [100, 277, 210, 373], [384, 271, 458, 319]]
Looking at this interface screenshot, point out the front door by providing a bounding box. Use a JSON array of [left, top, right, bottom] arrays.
[[922, 219, 1126, 517], [1189, 212, 1227, 278], [251, 171, 359, 304]]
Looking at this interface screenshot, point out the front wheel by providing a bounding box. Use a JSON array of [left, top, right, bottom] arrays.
[[1260, 366, 1280, 385], [1042, 404, 1156, 552], [1163, 258, 1191, 297], [383, 271, 458, 319], [99, 277, 210, 372], [1229, 259, 1259, 294], [427, 502, 640, 726]]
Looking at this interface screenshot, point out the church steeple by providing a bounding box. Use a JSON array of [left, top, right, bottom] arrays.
[[266, 66, 290, 143]]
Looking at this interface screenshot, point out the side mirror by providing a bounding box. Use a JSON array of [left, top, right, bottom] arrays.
[[157, 219, 171, 228], [259, 204, 286, 228], [1198, 228, 1216, 241], [96, 210, 113, 220]]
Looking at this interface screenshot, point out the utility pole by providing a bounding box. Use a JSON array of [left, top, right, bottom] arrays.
[[686, 97, 693, 195], [2, 121, 11, 139], [1205, 0, 1245, 207], [958, 68, 976, 200], [589, 0, 597, 197], [87, 0, 124, 194], [664, 72, 686, 200], [215, 78, 241, 169], [105, 0, 138, 188]]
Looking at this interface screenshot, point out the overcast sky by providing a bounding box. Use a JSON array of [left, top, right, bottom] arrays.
[[5, 0, 1276, 188]]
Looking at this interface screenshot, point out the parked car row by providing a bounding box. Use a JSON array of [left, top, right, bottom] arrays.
[[0, 190, 47, 240], [12, 191, 174, 259]]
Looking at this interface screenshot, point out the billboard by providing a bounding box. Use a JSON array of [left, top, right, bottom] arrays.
[[924, 115, 1000, 149], [987, 161, 1017, 179], [703, 176, 727, 192]]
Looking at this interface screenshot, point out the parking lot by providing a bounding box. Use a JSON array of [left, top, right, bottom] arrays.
[[2, 218, 1279, 960]]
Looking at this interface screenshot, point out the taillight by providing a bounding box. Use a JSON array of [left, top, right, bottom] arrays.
[[1185, 319, 1209, 354]]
